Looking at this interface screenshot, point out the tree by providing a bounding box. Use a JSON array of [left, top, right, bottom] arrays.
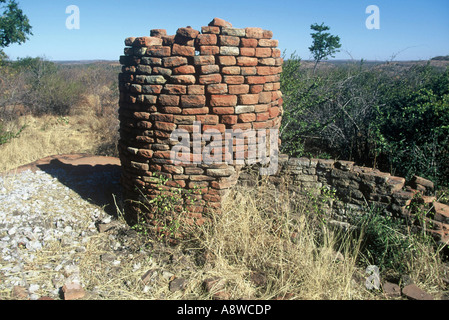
[[0, 0, 32, 53], [309, 23, 341, 73]]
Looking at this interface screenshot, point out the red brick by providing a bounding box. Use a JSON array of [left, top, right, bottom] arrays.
[[143, 85, 163, 94], [259, 91, 272, 103], [250, 85, 264, 94], [240, 38, 258, 48], [238, 94, 259, 105], [272, 48, 281, 58], [269, 107, 280, 118], [201, 26, 220, 34], [221, 115, 238, 125], [223, 76, 244, 84], [218, 56, 236, 66], [176, 27, 200, 39], [133, 36, 163, 47], [181, 95, 206, 108], [240, 48, 255, 56], [154, 122, 177, 132], [262, 30, 273, 39], [137, 149, 154, 159], [147, 46, 171, 57], [209, 18, 233, 27], [258, 39, 279, 47], [164, 84, 187, 95], [154, 150, 173, 159], [199, 74, 222, 84], [201, 65, 220, 74], [236, 57, 258, 67], [246, 76, 267, 84], [238, 113, 256, 123], [194, 55, 216, 65], [182, 107, 210, 115], [151, 113, 174, 122], [210, 95, 237, 107], [252, 121, 272, 129], [163, 56, 188, 67], [255, 48, 272, 58], [160, 106, 182, 114], [222, 66, 241, 75], [254, 104, 270, 113], [212, 107, 235, 115], [245, 27, 263, 39], [219, 35, 240, 46], [188, 85, 205, 95], [173, 65, 195, 74], [200, 46, 219, 55], [170, 75, 196, 84], [162, 35, 175, 46], [174, 115, 195, 124], [256, 112, 270, 121], [172, 44, 195, 56], [158, 94, 180, 106], [207, 83, 228, 94], [150, 29, 167, 37], [197, 34, 217, 45], [271, 90, 282, 101], [203, 124, 226, 133], [196, 114, 219, 125], [256, 66, 277, 75], [228, 84, 249, 95], [241, 67, 257, 76], [231, 123, 252, 130]]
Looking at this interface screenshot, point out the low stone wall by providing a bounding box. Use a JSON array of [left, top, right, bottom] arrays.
[[238, 154, 449, 244]]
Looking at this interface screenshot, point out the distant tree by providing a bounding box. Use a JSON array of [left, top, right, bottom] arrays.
[[309, 23, 341, 73], [0, 0, 32, 61]]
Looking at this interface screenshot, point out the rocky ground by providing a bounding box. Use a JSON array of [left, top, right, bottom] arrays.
[[0, 154, 447, 300]]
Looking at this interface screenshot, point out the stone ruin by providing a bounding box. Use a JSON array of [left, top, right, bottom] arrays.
[[118, 17, 449, 243]]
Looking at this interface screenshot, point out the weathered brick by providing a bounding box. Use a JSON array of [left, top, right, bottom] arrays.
[[240, 48, 255, 57], [240, 38, 258, 48], [223, 75, 244, 84], [147, 46, 171, 57], [218, 56, 236, 66], [182, 107, 210, 115], [219, 35, 240, 46], [210, 95, 237, 107], [212, 107, 235, 115], [207, 84, 228, 94], [236, 56, 258, 67], [245, 27, 264, 39], [173, 65, 196, 74], [238, 113, 256, 123], [246, 76, 267, 84], [208, 17, 232, 28], [240, 67, 257, 76], [174, 115, 195, 125], [199, 74, 222, 85], [163, 56, 188, 68], [200, 46, 220, 55], [220, 46, 240, 56], [170, 75, 196, 84], [196, 114, 219, 125], [229, 84, 249, 95], [158, 94, 180, 106], [176, 27, 200, 39], [235, 105, 255, 114], [172, 44, 195, 56], [238, 94, 259, 105], [258, 39, 279, 47], [197, 34, 218, 45], [221, 114, 238, 125], [201, 26, 220, 34], [181, 95, 206, 108], [133, 36, 163, 47], [194, 55, 216, 65], [221, 66, 241, 75], [188, 85, 205, 95], [255, 48, 272, 58], [150, 29, 167, 37], [163, 84, 187, 95], [201, 65, 220, 74]]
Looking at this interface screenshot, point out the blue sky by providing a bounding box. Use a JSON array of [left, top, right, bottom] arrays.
[[3, 0, 449, 61]]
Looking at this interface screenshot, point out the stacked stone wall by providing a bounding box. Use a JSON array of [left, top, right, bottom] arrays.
[[118, 18, 283, 236]]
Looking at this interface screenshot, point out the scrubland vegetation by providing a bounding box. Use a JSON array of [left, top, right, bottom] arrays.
[[1, 55, 448, 299]]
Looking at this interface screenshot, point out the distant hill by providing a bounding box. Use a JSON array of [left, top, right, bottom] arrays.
[[53, 60, 120, 66]]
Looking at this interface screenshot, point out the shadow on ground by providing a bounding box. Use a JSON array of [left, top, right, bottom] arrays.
[[8, 154, 123, 218]]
